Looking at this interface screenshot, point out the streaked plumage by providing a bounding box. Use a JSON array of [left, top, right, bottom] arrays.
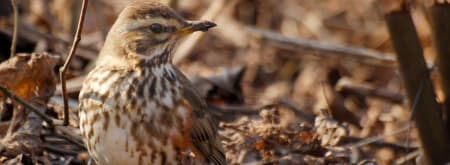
[[78, 1, 225, 164]]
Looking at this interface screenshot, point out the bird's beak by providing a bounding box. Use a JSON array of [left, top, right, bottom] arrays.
[[177, 20, 216, 36]]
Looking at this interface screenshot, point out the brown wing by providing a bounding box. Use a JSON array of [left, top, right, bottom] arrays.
[[173, 68, 227, 165]]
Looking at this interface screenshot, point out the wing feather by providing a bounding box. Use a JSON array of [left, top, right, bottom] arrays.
[[173, 68, 227, 165]]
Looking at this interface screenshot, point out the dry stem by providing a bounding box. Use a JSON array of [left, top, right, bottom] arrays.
[[59, 0, 89, 126], [9, 0, 18, 58], [0, 84, 61, 126]]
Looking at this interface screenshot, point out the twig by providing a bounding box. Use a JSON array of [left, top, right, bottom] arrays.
[[55, 126, 85, 149], [341, 136, 417, 151], [9, 0, 18, 58], [59, 0, 88, 126], [344, 124, 411, 148], [404, 76, 426, 153], [51, 131, 85, 149], [394, 150, 421, 164], [0, 84, 62, 126], [173, 0, 225, 64], [208, 104, 261, 114], [0, 25, 98, 60], [246, 27, 397, 67], [336, 77, 404, 104]]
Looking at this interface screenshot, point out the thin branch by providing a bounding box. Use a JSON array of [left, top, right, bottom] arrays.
[[0, 25, 98, 60], [246, 27, 397, 67], [341, 135, 417, 151], [9, 0, 18, 58], [344, 124, 411, 148], [55, 126, 86, 149], [394, 150, 421, 165], [0, 84, 62, 126], [59, 0, 88, 126]]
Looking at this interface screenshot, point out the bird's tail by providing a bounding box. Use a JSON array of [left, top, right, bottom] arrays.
[[205, 140, 227, 165]]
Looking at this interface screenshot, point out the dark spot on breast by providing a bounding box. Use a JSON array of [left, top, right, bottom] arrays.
[[131, 78, 139, 87], [141, 98, 148, 109], [158, 49, 169, 63], [125, 136, 129, 152], [149, 77, 156, 97], [137, 81, 145, 97], [170, 88, 177, 97], [100, 94, 108, 103], [130, 98, 137, 111], [158, 78, 166, 97], [91, 113, 99, 124], [136, 144, 148, 165], [130, 122, 139, 143], [126, 83, 135, 99], [87, 127, 94, 139], [166, 71, 176, 82], [159, 111, 173, 130], [114, 113, 121, 127], [102, 111, 110, 131], [113, 91, 121, 100]]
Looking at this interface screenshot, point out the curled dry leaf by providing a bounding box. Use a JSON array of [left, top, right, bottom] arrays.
[[0, 52, 60, 101], [0, 53, 60, 161]]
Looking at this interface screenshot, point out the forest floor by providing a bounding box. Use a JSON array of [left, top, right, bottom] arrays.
[[0, 0, 442, 164]]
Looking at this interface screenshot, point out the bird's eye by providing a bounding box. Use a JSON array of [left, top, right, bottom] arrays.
[[149, 23, 164, 33]]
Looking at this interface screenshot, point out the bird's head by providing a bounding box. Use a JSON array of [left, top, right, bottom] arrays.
[[98, 1, 216, 67]]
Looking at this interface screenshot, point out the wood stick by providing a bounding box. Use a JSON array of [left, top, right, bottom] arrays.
[[0, 84, 62, 126], [344, 124, 411, 148], [9, 0, 18, 58], [246, 27, 397, 67], [336, 77, 404, 104], [0, 25, 98, 60], [384, 8, 449, 164], [59, 0, 88, 126], [428, 2, 450, 134]]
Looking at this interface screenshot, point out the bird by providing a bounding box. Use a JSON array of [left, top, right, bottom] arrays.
[[78, 1, 226, 164]]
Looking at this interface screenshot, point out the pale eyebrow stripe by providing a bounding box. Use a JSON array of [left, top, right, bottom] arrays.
[[121, 18, 179, 33]]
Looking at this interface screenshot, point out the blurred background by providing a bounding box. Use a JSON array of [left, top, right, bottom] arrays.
[[0, 0, 445, 164]]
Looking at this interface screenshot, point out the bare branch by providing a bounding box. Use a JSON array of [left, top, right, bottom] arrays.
[[9, 0, 18, 58], [59, 0, 89, 126], [0, 84, 62, 126], [246, 27, 397, 67]]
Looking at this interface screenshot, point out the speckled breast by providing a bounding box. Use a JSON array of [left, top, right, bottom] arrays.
[[79, 65, 191, 165]]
